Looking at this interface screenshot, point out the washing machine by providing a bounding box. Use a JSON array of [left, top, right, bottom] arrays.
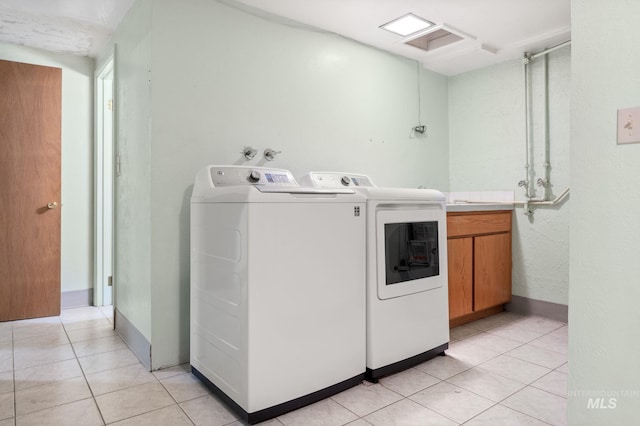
[[300, 172, 449, 381], [190, 165, 366, 424]]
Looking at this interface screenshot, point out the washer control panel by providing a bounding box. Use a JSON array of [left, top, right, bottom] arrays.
[[209, 166, 298, 187], [301, 172, 375, 189]]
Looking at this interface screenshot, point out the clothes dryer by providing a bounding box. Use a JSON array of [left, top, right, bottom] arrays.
[[190, 166, 366, 424], [300, 172, 449, 381]]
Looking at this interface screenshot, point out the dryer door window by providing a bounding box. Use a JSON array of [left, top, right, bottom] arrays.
[[385, 221, 439, 285], [375, 206, 446, 300]]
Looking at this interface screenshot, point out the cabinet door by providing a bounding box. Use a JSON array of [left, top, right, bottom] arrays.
[[474, 233, 512, 311], [447, 237, 473, 319]]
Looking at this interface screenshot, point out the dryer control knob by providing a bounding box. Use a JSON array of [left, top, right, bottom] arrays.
[[341, 176, 351, 186], [248, 170, 261, 183]]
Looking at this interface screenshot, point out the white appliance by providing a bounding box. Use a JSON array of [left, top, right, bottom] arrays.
[[300, 172, 449, 381], [190, 165, 366, 424]]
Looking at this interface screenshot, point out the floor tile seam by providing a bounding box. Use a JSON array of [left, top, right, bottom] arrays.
[[11, 330, 67, 344], [78, 358, 143, 377], [457, 400, 502, 425], [11, 319, 62, 329], [13, 338, 72, 355], [442, 374, 524, 405], [61, 317, 106, 324], [503, 351, 567, 371], [87, 374, 161, 398], [13, 395, 95, 420], [465, 325, 534, 343], [60, 323, 109, 426], [482, 328, 544, 343], [505, 318, 566, 331], [407, 390, 494, 425], [378, 376, 443, 399], [173, 401, 199, 426], [528, 370, 568, 399], [496, 352, 555, 372], [62, 322, 114, 333], [553, 364, 568, 374], [466, 401, 555, 426], [91, 375, 163, 401], [157, 374, 188, 406], [73, 344, 129, 360], [448, 344, 505, 367], [415, 360, 475, 380], [10, 330, 16, 426], [12, 369, 86, 393], [500, 387, 561, 425], [69, 334, 117, 345], [328, 385, 403, 420], [506, 325, 565, 337], [98, 389, 176, 425], [152, 369, 190, 381], [526, 340, 567, 355], [72, 334, 125, 348], [475, 356, 549, 386], [67, 328, 119, 344], [104, 403, 195, 426], [528, 382, 568, 400], [353, 395, 410, 423]]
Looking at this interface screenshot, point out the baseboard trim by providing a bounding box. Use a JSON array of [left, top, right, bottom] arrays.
[[505, 295, 568, 323], [115, 309, 152, 370], [61, 289, 94, 309]]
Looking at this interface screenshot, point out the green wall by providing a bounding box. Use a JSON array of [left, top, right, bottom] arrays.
[[569, 0, 640, 422], [97, 0, 154, 341], [449, 47, 571, 306], [105, 0, 450, 369]]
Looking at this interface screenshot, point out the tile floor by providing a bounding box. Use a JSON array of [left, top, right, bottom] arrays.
[[0, 308, 567, 425]]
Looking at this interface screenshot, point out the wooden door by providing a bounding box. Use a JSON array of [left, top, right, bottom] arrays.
[[474, 232, 512, 311], [447, 237, 474, 319], [0, 59, 62, 321]]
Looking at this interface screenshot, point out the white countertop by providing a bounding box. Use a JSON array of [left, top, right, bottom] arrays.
[[446, 202, 515, 212], [444, 190, 515, 212]]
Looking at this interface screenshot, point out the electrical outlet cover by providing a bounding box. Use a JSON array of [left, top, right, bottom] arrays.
[[617, 107, 640, 144]]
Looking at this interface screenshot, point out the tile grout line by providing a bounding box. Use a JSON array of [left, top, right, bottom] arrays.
[[61, 315, 109, 426], [450, 317, 567, 425], [156, 374, 197, 426], [11, 323, 15, 426]]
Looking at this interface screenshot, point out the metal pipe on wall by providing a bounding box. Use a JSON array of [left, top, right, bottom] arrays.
[[540, 53, 551, 198], [519, 40, 571, 215], [520, 54, 532, 200], [453, 187, 570, 208], [531, 40, 572, 59]]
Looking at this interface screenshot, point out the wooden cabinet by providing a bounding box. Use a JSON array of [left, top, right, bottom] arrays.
[[447, 210, 512, 326]]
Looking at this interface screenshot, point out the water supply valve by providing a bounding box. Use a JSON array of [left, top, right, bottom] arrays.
[[263, 148, 281, 161], [242, 146, 257, 160]]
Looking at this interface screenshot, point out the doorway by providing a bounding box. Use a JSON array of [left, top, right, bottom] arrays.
[[94, 55, 115, 307]]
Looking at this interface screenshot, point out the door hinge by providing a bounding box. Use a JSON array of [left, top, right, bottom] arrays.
[[108, 276, 113, 287], [115, 153, 121, 176]]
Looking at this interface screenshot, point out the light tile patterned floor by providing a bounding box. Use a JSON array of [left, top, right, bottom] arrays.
[[0, 308, 567, 425]]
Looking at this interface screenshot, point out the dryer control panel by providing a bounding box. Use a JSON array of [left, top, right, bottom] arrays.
[[209, 166, 298, 187], [301, 172, 375, 189]]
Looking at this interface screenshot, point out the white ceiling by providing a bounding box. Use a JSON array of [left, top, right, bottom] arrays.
[[235, 0, 571, 75], [0, 0, 135, 57], [0, 0, 570, 75]]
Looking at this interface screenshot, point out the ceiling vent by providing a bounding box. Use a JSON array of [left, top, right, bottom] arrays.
[[403, 24, 472, 53]]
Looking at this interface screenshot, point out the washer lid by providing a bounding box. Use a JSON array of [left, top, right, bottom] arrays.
[[300, 171, 445, 202], [300, 171, 376, 189], [256, 187, 356, 195]]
